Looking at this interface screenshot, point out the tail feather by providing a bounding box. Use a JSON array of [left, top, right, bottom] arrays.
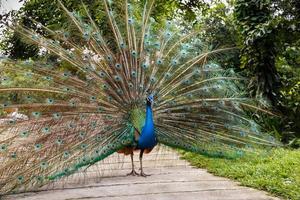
[[0, 114, 134, 194]]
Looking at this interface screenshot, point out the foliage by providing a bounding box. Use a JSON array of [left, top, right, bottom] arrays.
[[181, 148, 300, 200], [235, 0, 280, 102], [276, 45, 300, 144], [235, 0, 300, 143], [199, 1, 240, 69], [235, 0, 300, 100]]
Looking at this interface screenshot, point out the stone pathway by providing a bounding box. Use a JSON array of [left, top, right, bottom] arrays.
[[3, 146, 280, 200]]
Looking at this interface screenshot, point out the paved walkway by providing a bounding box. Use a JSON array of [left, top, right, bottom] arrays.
[[4, 146, 280, 200]]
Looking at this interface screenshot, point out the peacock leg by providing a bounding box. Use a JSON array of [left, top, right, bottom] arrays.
[[139, 149, 150, 177], [127, 152, 139, 176]]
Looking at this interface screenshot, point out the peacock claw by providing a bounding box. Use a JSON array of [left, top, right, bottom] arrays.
[[127, 170, 139, 176]]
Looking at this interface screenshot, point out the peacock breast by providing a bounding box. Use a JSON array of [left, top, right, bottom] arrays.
[[137, 122, 157, 149]]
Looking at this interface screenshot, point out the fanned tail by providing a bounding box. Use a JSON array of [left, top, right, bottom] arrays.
[[154, 63, 280, 157], [0, 57, 135, 193]]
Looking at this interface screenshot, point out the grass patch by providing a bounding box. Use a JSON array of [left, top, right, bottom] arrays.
[[181, 148, 300, 200]]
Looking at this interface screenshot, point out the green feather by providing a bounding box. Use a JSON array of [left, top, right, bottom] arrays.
[[130, 108, 145, 133]]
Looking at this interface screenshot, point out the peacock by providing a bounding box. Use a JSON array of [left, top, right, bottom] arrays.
[[0, 0, 281, 195]]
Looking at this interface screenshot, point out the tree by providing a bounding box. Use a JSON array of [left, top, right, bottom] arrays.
[[235, 0, 300, 142], [235, 0, 281, 103]]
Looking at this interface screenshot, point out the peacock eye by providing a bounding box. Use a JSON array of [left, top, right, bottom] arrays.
[[115, 63, 121, 69], [128, 18, 134, 24], [120, 43, 125, 48]]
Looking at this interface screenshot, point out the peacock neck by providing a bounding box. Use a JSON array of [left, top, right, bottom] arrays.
[[145, 103, 153, 126]]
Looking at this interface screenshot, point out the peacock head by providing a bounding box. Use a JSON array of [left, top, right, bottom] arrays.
[[146, 94, 154, 106]]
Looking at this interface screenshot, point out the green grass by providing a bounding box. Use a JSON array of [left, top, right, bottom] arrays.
[[181, 148, 300, 200]]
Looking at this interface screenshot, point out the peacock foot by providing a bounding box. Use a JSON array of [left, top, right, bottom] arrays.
[[140, 171, 150, 177], [127, 170, 139, 176]]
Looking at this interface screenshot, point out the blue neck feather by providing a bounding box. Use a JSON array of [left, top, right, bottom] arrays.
[[137, 103, 157, 149], [145, 104, 153, 126]]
